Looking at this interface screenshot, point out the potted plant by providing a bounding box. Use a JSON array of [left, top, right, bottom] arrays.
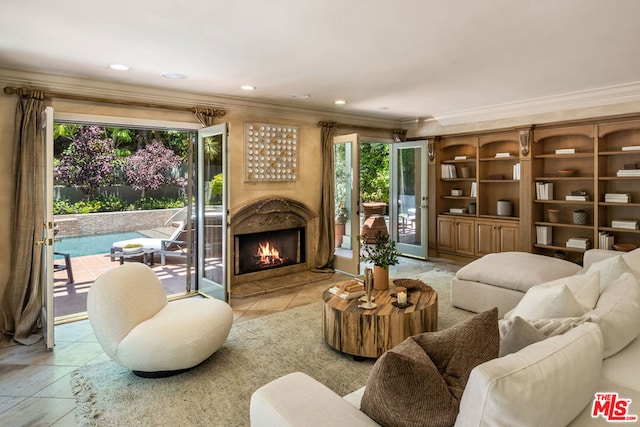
[[335, 203, 349, 248], [359, 231, 400, 290]]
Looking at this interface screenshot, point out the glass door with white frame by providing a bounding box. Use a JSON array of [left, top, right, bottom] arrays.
[[333, 134, 360, 275], [41, 106, 55, 349], [196, 124, 227, 300], [391, 140, 428, 258]]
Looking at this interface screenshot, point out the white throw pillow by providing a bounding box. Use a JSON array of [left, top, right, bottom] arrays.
[[585, 255, 635, 291], [541, 272, 601, 310], [622, 248, 640, 276], [510, 283, 587, 320], [588, 272, 640, 358]]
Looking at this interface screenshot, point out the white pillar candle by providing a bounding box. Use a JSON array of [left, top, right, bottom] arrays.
[[396, 287, 407, 305]]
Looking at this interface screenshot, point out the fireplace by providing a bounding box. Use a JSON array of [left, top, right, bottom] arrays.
[[230, 198, 317, 285], [235, 227, 305, 275]]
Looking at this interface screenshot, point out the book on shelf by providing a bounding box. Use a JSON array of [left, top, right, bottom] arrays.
[[536, 226, 552, 245], [611, 220, 639, 230], [604, 193, 631, 203], [441, 164, 457, 178], [495, 152, 511, 158], [454, 155, 468, 160], [449, 208, 468, 214], [565, 195, 590, 201], [512, 163, 521, 180], [470, 182, 477, 197], [566, 237, 591, 249], [555, 148, 576, 154], [622, 146, 640, 151], [599, 231, 615, 250], [616, 169, 640, 177], [535, 182, 554, 200]]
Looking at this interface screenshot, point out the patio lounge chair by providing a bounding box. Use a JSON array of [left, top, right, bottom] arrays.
[[111, 221, 190, 265]]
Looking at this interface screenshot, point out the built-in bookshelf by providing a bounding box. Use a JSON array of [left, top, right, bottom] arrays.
[[531, 124, 595, 263], [597, 119, 640, 250]]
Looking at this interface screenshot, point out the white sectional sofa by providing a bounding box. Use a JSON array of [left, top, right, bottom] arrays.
[[250, 249, 640, 426]]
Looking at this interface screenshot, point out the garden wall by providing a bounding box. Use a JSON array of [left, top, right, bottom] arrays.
[[55, 208, 182, 237]]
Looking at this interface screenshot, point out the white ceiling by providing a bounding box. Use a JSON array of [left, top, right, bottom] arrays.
[[2, 0, 640, 123]]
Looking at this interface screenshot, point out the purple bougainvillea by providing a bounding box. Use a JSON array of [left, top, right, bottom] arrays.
[[124, 139, 186, 197]]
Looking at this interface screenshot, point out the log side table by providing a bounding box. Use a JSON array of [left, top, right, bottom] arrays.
[[322, 284, 438, 358]]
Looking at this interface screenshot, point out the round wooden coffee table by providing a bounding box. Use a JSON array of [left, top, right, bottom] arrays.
[[322, 283, 438, 358]]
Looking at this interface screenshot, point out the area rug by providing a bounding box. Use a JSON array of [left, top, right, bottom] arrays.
[[71, 270, 472, 426]]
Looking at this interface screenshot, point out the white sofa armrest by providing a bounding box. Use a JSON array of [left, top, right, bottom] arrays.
[[250, 372, 379, 427]]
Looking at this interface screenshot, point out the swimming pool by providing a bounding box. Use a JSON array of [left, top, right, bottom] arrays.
[[54, 231, 145, 258]]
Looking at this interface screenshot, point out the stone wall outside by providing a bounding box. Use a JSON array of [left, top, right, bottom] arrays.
[[54, 208, 181, 237]]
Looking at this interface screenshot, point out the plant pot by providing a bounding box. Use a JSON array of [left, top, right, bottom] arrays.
[[362, 202, 386, 220], [373, 265, 389, 291], [334, 223, 345, 248]]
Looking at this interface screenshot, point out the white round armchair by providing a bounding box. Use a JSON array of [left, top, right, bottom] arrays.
[[87, 263, 233, 377]]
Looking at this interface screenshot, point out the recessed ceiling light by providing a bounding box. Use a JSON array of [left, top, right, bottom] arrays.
[[162, 72, 188, 79], [241, 85, 256, 91], [291, 93, 311, 99], [334, 100, 347, 105], [110, 64, 130, 71]]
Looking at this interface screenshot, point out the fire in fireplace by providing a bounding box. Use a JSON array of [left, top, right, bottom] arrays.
[[235, 227, 305, 275]]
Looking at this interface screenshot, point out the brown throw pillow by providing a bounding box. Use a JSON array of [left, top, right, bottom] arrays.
[[361, 308, 499, 427], [499, 316, 546, 357]]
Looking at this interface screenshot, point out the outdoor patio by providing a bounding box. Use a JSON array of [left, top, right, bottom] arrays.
[[53, 253, 193, 320]]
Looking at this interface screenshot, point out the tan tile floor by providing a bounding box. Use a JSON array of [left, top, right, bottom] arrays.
[[0, 256, 462, 426]]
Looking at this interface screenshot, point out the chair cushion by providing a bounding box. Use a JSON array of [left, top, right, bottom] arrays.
[[455, 322, 604, 427], [360, 308, 499, 427], [455, 252, 581, 293]]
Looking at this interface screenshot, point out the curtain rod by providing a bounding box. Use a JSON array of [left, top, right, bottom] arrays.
[[3, 86, 226, 117], [317, 120, 406, 136]]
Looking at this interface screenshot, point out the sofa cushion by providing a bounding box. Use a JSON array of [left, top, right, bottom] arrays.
[[361, 308, 499, 427], [588, 272, 640, 358], [584, 255, 635, 291], [622, 248, 640, 276], [499, 316, 546, 357], [455, 252, 581, 293], [509, 282, 587, 320], [455, 322, 604, 427]]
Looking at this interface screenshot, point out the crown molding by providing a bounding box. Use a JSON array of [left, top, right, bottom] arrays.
[[431, 82, 640, 126], [0, 67, 404, 129]]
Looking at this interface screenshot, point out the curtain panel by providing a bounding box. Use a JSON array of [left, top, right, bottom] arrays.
[[314, 123, 338, 270], [2, 89, 45, 345]]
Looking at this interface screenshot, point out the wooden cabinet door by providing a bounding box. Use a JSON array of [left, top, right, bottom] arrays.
[[455, 218, 475, 256], [437, 216, 456, 253], [497, 221, 520, 252], [475, 220, 496, 257]]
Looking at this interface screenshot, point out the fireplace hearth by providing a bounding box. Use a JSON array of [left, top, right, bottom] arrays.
[[230, 198, 317, 285]]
